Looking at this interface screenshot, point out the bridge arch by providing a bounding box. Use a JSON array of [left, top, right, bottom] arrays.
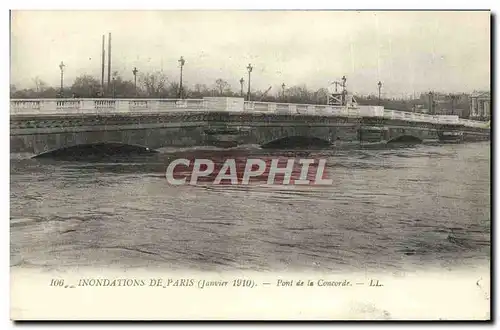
[[33, 142, 157, 159], [386, 135, 423, 144], [260, 136, 331, 149]]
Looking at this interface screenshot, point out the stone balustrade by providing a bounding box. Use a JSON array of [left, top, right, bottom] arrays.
[[10, 97, 489, 129], [10, 98, 207, 115]]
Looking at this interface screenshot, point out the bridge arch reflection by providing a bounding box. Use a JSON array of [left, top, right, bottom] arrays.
[[33, 142, 157, 159], [261, 136, 331, 149]]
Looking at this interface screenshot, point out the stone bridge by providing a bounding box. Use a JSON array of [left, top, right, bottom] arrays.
[[10, 97, 490, 157]]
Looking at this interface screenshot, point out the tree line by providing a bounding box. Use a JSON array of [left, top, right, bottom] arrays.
[[10, 72, 330, 102], [10, 72, 472, 116]]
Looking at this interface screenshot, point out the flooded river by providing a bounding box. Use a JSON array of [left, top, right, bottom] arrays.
[[10, 142, 490, 273]]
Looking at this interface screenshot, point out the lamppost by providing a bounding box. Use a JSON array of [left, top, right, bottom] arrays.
[[239, 78, 244, 97], [428, 91, 434, 115], [450, 94, 457, 116], [341, 76, 347, 105], [112, 77, 116, 98], [178, 56, 185, 99], [281, 83, 286, 101], [246, 63, 253, 101], [59, 61, 65, 97], [377, 81, 382, 106], [132, 67, 138, 96]]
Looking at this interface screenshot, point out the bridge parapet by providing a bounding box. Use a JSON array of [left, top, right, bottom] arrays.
[[383, 109, 459, 124], [10, 98, 207, 115], [10, 97, 489, 129]]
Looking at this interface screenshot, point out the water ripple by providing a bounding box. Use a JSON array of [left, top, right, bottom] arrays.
[[10, 142, 491, 272]]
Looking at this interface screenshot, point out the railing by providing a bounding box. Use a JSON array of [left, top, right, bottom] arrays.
[[10, 98, 207, 115], [10, 98, 489, 129]]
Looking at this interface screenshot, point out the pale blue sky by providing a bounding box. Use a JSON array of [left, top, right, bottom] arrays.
[[10, 10, 490, 97]]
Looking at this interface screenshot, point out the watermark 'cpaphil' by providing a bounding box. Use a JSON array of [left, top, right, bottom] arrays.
[[165, 157, 333, 185]]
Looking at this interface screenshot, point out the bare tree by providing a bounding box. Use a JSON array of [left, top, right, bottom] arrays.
[[110, 74, 136, 98], [32, 76, 47, 93], [215, 78, 229, 96], [139, 71, 168, 97], [71, 74, 101, 97], [167, 82, 180, 98], [287, 85, 313, 104], [191, 84, 209, 98]]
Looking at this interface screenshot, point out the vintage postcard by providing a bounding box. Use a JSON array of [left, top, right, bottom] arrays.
[[9, 10, 491, 320]]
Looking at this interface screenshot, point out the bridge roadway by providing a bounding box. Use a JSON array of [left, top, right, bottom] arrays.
[[10, 97, 490, 156]]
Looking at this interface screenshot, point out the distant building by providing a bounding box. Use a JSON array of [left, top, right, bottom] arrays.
[[469, 91, 491, 121], [414, 104, 427, 113], [434, 107, 466, 117]]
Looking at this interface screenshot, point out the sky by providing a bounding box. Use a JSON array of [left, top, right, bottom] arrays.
[[10, 10, 490, 97]]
